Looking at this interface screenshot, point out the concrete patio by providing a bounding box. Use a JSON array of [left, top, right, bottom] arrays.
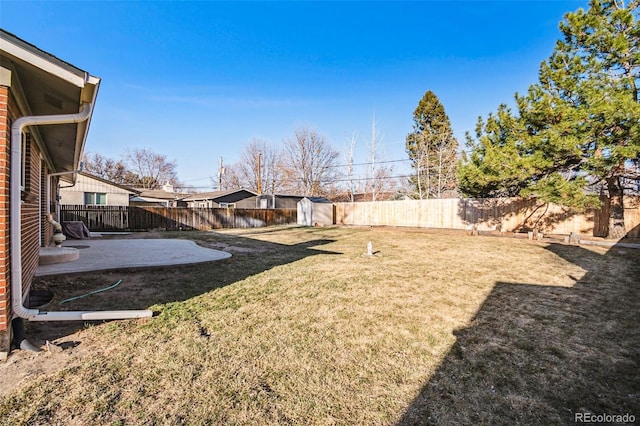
[[37, 239, 231, 276]]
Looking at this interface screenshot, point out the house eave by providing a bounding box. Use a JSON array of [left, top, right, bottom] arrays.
[[0, 28, 101, 179], [0, 29, 88, 88]]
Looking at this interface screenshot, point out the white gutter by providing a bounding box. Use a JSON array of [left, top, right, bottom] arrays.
[[10, 104, 153, 321]]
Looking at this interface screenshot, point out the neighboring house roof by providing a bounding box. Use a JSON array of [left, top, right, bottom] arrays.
[[75, 172, 141, 194], [257, 194, 305, 199], [130, 188, 191, 206], [129, 196, 163, 204], [302, 197, 332, 203], [0, 28, 100, 180], [181, 189, 258, 202], [133, 188, 190, 200]]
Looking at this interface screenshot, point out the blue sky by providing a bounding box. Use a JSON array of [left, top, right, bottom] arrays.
[[2, 0, 587, 190]]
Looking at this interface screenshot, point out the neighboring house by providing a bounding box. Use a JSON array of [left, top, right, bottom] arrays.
[[256, 194, 305, 209], [59, 172, 139, 206], [182, 189, 258, 208], [129, 183, 189, 207], [0, 29, 100, 358]]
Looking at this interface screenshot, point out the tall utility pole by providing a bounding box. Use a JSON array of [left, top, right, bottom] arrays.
[[257, 151, 262, 195], [371, 114, 376, 202], [218, 156, 224, 191], [348, 132, 356, 202]]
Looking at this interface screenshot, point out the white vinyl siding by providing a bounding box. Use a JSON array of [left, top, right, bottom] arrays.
[[59, 174, 135, 206]]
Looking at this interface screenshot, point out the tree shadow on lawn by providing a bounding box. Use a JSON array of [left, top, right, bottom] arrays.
[[25, 232, 339, 348], [398, 233, 640, 425]]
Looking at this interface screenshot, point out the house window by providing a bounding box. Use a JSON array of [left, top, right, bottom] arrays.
[[20, 132, 33, 192], [19, 132, 34, 201], [84, 192, 107, 205], [20, 132, 26, 190], [219, 202, 236, 208]]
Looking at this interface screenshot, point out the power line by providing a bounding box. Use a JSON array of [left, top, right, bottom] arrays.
[[181, 156, 415, 184], [180, 171, 414, 190], [320, 174, 413, 184], [327, 158, 412, 169], [180, 176, 215, 183]]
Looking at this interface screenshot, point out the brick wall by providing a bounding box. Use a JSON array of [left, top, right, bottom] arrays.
[[21, 137, 42, 298], [41, 163, 52, 247], [0, 85, 10, 354], [0, 86, 49, 356]]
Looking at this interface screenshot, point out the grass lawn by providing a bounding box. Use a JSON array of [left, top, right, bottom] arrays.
[[1, 226, 638, 425]]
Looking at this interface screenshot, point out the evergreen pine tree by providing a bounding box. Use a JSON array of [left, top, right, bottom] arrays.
[[406, 91, 458, 199], [459, 0, 640, 238]]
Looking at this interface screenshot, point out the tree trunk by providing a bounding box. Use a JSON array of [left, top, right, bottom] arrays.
[[606, 176, 626, 239]]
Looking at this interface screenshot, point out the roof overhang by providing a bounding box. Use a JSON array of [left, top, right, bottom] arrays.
[[0, 29, 100, 182], [78, 172, 141, 195], [183, 189, 259, 202]]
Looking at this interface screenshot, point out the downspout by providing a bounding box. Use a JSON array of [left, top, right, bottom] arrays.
[[47, 165, 84, 226], [11, 104, 153, 321]]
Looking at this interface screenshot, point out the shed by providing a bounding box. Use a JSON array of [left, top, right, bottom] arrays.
[[297, 197, 333, 226]]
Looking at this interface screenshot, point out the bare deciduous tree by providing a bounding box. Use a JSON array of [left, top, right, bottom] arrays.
[[123, 148, 179, 189], [365, 114, 397, 201], [210, 157, 244, 191], [82, 152, 128, 183], [281, 127, 339, 196], [222, 163, 243, 191], [232, 139, 284, 194], [345, 132, 357, 202]]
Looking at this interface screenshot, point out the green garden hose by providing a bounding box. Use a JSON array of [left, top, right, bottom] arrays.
[[59, 279, 122, 304]]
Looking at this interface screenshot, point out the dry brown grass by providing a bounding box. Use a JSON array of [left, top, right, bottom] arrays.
[[1, 226, 638, 425]]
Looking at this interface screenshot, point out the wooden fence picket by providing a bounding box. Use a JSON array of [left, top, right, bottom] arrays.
[[60, 205, 297, 231]]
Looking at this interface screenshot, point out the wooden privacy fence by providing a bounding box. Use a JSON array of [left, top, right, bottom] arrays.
[[60, 205, 297, 231], [334, 197, 640, 237]]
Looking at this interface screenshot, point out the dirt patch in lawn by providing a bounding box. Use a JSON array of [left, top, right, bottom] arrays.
[[0, 323, 107, 398], [0, 273, 156, 399]]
